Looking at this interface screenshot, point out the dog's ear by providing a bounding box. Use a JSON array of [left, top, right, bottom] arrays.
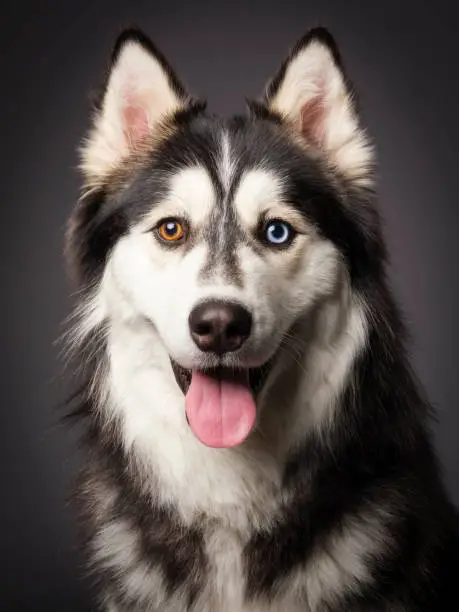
[[80, 28, 188, 185], [264, 27, 373, 185]]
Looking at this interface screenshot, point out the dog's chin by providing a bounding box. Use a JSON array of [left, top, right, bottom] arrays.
[[169, 357, 275, 398]]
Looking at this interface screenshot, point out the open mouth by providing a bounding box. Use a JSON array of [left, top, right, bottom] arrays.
[[170, 360, 273, 449]]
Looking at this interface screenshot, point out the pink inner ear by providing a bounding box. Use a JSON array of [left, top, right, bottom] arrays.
[[122, 103, 150, 149], [300, 96, 326, 146]]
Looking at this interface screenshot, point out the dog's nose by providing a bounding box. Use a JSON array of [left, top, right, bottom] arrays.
[[189, 300, 252, 354]]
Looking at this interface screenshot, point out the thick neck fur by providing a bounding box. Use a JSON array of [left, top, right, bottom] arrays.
[[74, 274, 368, 531]]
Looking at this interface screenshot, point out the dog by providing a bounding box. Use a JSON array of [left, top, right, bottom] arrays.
[[64, 26, 459, 611]]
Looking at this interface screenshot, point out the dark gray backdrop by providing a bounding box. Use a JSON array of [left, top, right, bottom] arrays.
[[1, 1, 458, 610]]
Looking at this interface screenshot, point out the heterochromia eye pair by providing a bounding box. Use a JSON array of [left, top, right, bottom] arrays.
[[156, 219, 295, 246]]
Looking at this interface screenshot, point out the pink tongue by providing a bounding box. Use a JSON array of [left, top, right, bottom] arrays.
[[185, 370, 256, 448]]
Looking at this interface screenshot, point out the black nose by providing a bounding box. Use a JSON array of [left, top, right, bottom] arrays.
[[189, 300, 252, 354]]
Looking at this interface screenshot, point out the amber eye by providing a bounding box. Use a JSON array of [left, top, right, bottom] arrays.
[[157, 219, 185, 242]]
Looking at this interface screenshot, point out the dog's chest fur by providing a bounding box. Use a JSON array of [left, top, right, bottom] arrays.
[[91, 453, 385, 612], [91, 480, 307, 612]]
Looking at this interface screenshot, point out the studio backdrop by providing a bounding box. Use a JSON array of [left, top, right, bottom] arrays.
[[1, 1, 458, 610]]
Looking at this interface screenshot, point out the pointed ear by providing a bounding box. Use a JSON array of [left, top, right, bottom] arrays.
[[81, 28, 189, 184], [265, 28, 373, 186]]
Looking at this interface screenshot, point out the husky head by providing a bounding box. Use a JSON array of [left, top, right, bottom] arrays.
[[67, 28, 383, 449]]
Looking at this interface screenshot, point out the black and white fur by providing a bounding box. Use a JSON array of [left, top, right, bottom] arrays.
[[64, 27, 459, 611]]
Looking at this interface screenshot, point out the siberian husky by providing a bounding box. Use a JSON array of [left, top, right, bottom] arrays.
[[64, 26, 459, 611]]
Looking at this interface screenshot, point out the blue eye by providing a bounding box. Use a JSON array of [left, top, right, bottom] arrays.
[[265, 221, 293, 246]]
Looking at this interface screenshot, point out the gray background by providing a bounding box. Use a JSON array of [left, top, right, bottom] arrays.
[[1, 1, 458, 610]]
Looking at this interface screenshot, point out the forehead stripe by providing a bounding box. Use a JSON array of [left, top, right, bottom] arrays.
[[198, 129, 244, 286]]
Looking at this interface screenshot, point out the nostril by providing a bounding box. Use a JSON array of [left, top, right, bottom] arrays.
[[226, 323, 238, 338], [227, 321, 249, 339], [194, 321, 213, 336], [226, 307, 252, 343]]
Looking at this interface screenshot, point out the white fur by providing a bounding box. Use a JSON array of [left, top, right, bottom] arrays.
[[289, 288, 368, 439], [200, 527, 246, 611], [105, 307, 282, 528], [233, 168, 286, 229], [211, 131, 238, 267], [81, 40, 183, 184], [139, 165, 216, 232], [218, 130, 235, 191], [269, 41, 373, 186]]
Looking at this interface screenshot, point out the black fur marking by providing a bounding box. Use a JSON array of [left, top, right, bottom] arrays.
[[152, 113, 224, 200], [245, 98, 283, 124], [66, 187, 129, 285], [172, 99, 208, 125], [201, 188, 246, 287]]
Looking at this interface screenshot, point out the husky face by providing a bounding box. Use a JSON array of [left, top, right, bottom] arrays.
[[67, 28, 380, 449], [104, 126, 342, 369]]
